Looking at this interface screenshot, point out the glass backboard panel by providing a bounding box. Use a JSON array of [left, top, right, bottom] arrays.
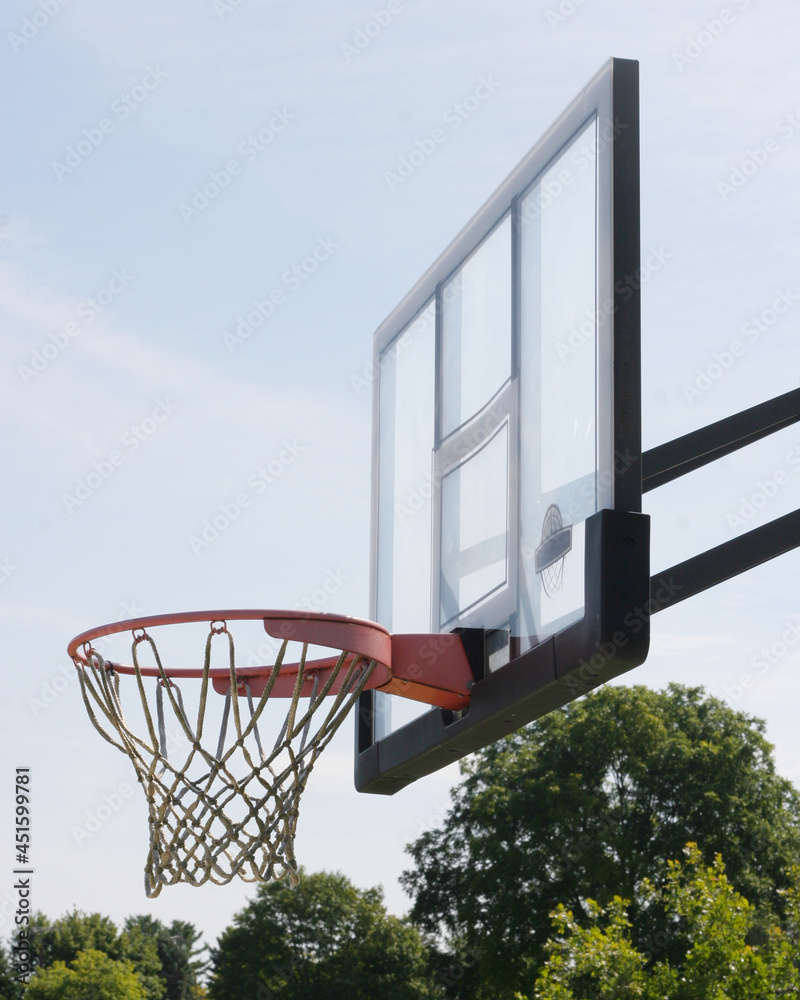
[[375, 301, 436, 633], [440, 422, 509, 627], [363, 59, 641, 778], [518, 116, 599, 649], [374, 302, 436, 739], [441, 216, 512, 437]]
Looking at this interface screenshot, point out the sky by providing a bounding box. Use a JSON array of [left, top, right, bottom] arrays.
[[2, 0, 799, 957]]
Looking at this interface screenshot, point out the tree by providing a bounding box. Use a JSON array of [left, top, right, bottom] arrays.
[[0, 942, 24, 999], [26, 910, 119, 968], [24, 948, 147, 1000], [401, 684, 800, 998], [120, 922, 169, 1000], [531, 845, 800, 999], [24, 910, 164, 999], [208, 869, 438, 999], [125, 916, 206, 999]]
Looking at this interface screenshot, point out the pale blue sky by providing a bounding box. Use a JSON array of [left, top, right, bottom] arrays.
[[2, 0, 799, 952]]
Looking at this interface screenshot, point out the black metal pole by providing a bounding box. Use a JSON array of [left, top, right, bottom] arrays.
[[651, 508, 800, 612], [643, 387, 800, 493]]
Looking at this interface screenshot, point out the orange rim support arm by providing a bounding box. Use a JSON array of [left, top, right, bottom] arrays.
[[375, 633, 474, 711]]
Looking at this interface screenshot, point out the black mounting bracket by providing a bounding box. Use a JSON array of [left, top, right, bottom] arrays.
[[643, 386, 800, 614]]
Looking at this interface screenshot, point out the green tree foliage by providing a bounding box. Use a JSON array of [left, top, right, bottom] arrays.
[[26, 910, 119, 967], [125, 916, 206, 999], [120, 923, 168, 1000], [401, 684, 800, 998], [208, 869, 438, 1000], [24, 948, 147, 1000], [0, 942, 24, 999], [530, 845, 800, 999], [24, 910, 164, 999]]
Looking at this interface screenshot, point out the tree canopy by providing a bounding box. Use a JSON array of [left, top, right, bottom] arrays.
[[25, 910, 120, 968], [24, 948, 147, 1000], [24, 910, 164, 1000], [531, 845, 800, 999], [208, 869, 438, 1000], [124, 917, 207, 1000], [401, 684, 800, 998], [18, 909, 206, 1000], [0, 942, 23, 1000]]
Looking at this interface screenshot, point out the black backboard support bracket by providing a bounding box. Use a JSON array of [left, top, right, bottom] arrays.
[[644, 386, 800, 614]]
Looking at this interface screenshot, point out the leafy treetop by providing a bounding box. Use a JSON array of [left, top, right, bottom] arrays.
[[530, 845, 800, 1000], [401, 684, 800, 998], [209, 869, 439, 1000], [24, 948, 148, 1000]]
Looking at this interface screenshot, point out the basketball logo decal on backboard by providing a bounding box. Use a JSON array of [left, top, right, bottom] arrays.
[[535, 504, 572, 598]]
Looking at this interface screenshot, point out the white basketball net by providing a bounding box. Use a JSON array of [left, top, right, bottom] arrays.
[[75, 624, 375, 897]]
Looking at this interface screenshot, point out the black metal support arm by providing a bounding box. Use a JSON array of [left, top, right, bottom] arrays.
[[651, 508, 800, 613], [642, 387, 800, 493], [644, 386, 800, 613]]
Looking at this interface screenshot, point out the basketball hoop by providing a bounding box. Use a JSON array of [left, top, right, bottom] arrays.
[[68, 610, 473, 896]]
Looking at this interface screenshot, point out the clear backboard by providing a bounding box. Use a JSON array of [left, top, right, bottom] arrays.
[[356, 58, 649, 794]]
